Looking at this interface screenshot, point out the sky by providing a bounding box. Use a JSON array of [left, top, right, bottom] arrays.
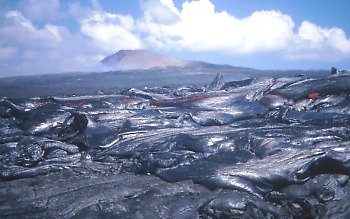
[[0, 0, 350, 77]]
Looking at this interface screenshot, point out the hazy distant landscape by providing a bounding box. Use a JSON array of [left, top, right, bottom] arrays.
[[0, 50, 329, 98]]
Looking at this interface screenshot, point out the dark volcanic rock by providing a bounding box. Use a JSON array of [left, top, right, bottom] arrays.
[[0, 73, 350, 218]]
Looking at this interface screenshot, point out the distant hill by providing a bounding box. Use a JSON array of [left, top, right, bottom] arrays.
[[101, 49, 189, 70]]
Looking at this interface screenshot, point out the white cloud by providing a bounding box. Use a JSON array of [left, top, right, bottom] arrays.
[[283, 20, 350, 61], [138, 0, 350, 61], [0, 10, 109, 75], [241, 11, 295, 53], [18, 0, 62, 21], [80, 12, 142, 53], [90, 0, 103, 12], [67, 0, 103, 19], [2, 10, 64, 48], [67, 2, 93, 19], [0, 47, 17, 60], [298, 21, 326, 46], [141, 0, 180, 25], [325, 27, 350, 53], [138, 0, 295, 54]]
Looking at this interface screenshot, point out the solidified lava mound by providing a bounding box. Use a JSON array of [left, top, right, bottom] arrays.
[[1, 73, 350, 218]]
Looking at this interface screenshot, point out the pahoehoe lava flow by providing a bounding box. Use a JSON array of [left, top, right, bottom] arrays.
[[0, 72, 350, 218]]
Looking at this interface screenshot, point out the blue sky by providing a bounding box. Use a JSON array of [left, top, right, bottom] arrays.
[[0, 0, 350, 77]]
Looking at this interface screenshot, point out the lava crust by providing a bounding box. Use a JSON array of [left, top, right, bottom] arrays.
[[1, 73, 350, 218]]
